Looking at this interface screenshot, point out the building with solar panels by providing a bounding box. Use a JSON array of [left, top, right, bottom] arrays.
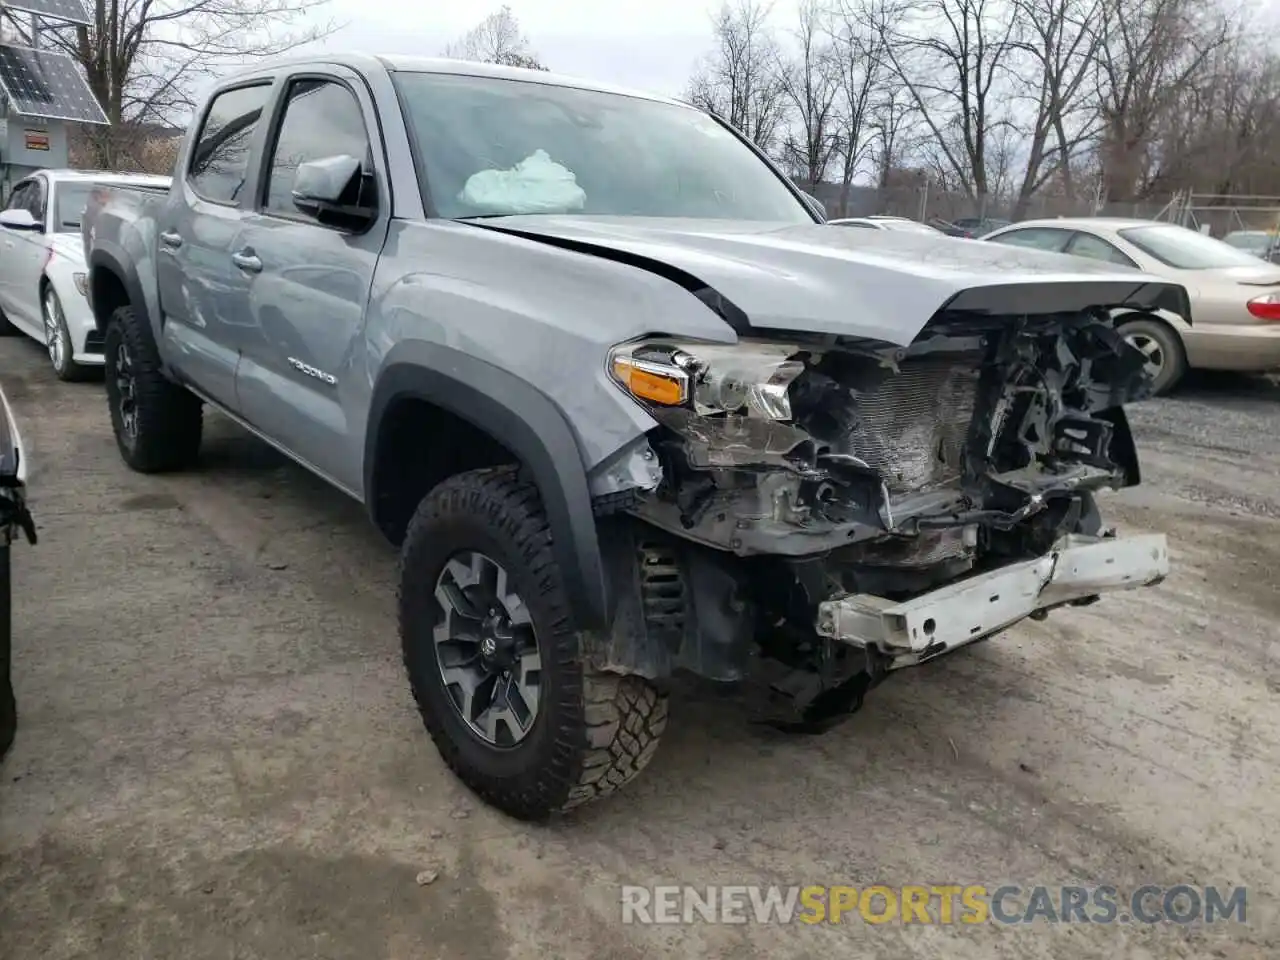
[[0, 0, 107, 200]]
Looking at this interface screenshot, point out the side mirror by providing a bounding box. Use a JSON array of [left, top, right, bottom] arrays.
[[292, 154, 375, 228], [0, 209, 40, 231], [799, 190, 827, 221]]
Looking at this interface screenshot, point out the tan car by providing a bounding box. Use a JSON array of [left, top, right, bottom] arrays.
[[983, 217, 1280, 393]]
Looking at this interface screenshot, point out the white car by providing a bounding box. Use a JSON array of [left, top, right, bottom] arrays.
[[825, 215, 941, 234], [0, 170, 171, 381]]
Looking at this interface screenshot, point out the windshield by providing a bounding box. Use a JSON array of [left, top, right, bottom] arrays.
[[1118, 224, 1264, 269], [54, 182, 159, 233], [392, 72, 814, 222], [54, 184, 98, 233]]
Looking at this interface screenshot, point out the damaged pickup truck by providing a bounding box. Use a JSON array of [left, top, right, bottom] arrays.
[[81, 54, 1184, 820]]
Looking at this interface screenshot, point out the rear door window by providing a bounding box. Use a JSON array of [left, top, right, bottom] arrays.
[[1066, 232, 1138, 267], [986, 227, 1072, 253], [188, 83, 272, 205]]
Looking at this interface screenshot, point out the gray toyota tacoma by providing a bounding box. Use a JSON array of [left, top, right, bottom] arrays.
[[83, 54, 1184, 820]]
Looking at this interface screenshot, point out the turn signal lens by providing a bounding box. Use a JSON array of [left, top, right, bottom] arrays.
[[611, 356, 688, 406], [1246, 291, 1280, 321], [73, 272, 88, 297]]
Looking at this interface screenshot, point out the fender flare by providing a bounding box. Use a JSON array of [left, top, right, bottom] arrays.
[[88, 244, 155, 337], [365, 343, 608, 631]]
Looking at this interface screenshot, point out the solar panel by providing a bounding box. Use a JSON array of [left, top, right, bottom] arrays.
[[0, 44, 108, 124], [0, 0, 92, 26]]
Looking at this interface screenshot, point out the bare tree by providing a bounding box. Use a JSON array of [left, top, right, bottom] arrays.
[[1093, 0, 1230, 201], [828, 0, 889, 214], [686, 0, 789, 154], [776, 0, 841, 184], [874, 0, 1020, 201], [444, 5, 549, 71], [1008, 0, 1107, 216], [866, 85, 918, 187], [4, 0, 335, 169]]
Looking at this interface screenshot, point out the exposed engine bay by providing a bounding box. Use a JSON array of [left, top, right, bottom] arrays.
[[592, 307, 1164, 731]]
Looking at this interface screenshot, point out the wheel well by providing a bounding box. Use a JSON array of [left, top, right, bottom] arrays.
[[1115, 310, 1183, 342], [371, 397, 519, 544], [89, 267, 130, 331]]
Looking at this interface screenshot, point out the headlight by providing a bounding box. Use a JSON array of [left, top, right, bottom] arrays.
[[73, 272, 88, 297], [608, 339, 807, 421]]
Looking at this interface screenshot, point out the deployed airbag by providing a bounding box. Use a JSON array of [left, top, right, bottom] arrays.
[[459, 150, 587, 215]]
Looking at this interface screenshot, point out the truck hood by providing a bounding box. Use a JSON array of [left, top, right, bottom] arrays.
[[474, 216, 1190, 345]]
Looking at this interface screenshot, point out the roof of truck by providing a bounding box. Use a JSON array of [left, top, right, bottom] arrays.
[[221, 52, 688, 109]]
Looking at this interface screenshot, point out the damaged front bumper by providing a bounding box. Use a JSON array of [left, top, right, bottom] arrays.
[[815, 532, 1169, 667]]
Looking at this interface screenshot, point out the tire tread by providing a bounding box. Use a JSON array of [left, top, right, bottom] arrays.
[[105, 305, 202, 472], [398, 465, 666, 819]]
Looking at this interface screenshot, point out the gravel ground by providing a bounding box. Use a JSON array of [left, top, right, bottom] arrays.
[[0, 334, 1277, 960]]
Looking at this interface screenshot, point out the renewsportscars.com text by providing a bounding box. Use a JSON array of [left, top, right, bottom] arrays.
[[620, 884, 1247, 926]]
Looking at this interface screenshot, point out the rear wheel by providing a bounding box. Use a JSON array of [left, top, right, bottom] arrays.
[[400, 466, 667, 820], [42, 287, 91, 382], [104, 305, 203, 472], [1118, 316, 1187, 396]]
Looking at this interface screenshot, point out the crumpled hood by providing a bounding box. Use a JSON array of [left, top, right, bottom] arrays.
[[476, 216, 1190, 345]]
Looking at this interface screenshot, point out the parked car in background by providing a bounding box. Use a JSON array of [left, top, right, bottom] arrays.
[[1, 378, 36, 762], [0, 169, 172, 381], [825, 215, 941, 234], [984, 217, 1280, 394], [1222, 229, 1280, 264], [935, 216, 1011, 238]]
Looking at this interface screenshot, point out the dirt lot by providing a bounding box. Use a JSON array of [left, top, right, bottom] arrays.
[[0, 334, 1277, 959]]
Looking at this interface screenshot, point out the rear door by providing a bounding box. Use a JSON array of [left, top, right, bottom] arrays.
[[155, 81, 275, 410], [232, 68, 389, 494]]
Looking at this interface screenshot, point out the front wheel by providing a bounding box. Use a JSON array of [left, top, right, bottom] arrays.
[[42, 287, 91, 382], [399, 466, 667, 820]]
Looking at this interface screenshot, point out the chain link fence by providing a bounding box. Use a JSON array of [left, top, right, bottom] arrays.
[[798, 181, 1172, 226]]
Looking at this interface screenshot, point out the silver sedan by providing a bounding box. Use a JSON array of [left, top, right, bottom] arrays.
[[983, 217, 1280, 393]]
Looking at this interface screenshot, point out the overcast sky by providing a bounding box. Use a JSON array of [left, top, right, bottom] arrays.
[[301, 0, 756, 98]]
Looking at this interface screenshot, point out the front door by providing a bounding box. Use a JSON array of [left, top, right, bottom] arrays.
[[155, 81, 274, 410], [234, 71, 389, 494], [0, 178, 50, 329]]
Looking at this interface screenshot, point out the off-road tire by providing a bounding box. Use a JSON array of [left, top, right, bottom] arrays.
[[399, 466, 667, 820], [1117, 315, 1188, 396], [104, 305, 203, 472]]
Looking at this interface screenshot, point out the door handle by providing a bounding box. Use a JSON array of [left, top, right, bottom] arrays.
[[159, 231, 183, 249], [231, 250, 262, 273]]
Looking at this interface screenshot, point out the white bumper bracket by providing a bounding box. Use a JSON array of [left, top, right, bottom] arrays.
[[815, 533, 1169, 666]]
